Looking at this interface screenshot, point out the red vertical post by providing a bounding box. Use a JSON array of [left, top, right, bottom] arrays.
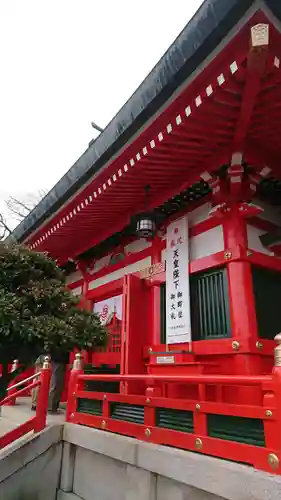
[[67, 262, 90, 402], [150, 235, 162, 346], [77, 260, 91, 312], [223, 205, 261, 403], [121, 274, 150, 394], [260, 334, 281, 473], [151, 235, 162, 265], [151, 287, 161, 346], [35, 357, 52, 432], [223, 208, 258, 344], [66, 353, 84, 422]]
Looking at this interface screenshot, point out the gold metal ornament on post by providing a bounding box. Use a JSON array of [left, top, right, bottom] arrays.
[[73, 352, 83, 370], [145, 428, 151, 438], [274, 334, 281, 367], [268, 453, 279, 470], [43, 356, 51, 369], [232, 340, 240, 351], [195, 438, 203, 450], [224, 251, 232, 260], [256, 341, 263, 350]]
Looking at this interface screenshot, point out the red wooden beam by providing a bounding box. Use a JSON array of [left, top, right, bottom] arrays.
[[78, 373, 270, 385], [232, 24, 269, 153]]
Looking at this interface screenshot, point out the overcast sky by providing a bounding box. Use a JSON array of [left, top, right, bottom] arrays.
[[0, 0, 203, 228]]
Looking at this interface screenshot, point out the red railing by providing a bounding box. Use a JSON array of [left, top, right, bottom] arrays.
[[66, 356, 281, 475], [0, 358, 51, 449], [5, 360, 35, 406]]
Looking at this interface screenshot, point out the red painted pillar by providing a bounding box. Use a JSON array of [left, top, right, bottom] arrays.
[[150, 236, 162, 346], [66, 353, 84, 422], [223, 207, 261, 391], [223, 209, 258, 344], [80, 276, 91, 311], [35, 357, 51, 432], [63, 262, 91, 403]]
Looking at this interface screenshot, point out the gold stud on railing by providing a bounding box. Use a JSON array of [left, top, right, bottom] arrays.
[[274, 334, 281, 367], [224, 251, 232, 260], [195, 438, 203, 450], [256, 341, 263, 350], [195, 404, 201, 411], [268, 453, 279, 470], [232, 341, 240, 351], [73, 352, 83, 370], [146, 398, 151, 404], [145, 428, 151, 438], [43, 356, 50, 369], [103, 394, 107, 400], [265, 410, 272, 418], [101, 420, 107, 430]]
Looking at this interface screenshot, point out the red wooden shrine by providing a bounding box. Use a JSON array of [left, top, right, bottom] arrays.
[[14, 1, 281, 474]]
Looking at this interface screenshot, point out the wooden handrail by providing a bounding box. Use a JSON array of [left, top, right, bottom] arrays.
[[7, 372, 40, 392], [0, 381, 40, 407], [78, 373, 271, 385]]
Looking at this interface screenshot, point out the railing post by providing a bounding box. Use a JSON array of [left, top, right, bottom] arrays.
[[6, 360, 19, 406], [34, 356, 51, 432], [266, 334, 281, 472], [66, 353, 84, 422]]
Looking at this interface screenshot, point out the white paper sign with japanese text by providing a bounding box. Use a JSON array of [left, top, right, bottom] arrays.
[[166, 216, 191, 344]]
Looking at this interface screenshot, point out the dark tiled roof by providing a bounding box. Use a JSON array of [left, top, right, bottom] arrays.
[[12, 0, 281, 243]]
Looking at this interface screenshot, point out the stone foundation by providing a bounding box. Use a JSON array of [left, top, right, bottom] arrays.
[[2, 422, 281, 499]]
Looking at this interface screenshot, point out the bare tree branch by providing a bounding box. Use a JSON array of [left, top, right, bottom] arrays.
[[0, 213, 12, 241], [5, 190, 47, 222], [7, 196, 31, 214], [0, 190, 47, 241]]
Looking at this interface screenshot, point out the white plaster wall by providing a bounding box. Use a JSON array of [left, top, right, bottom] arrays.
[[125, 239, 151, 255], [66, 270, 83, 285], [189, 202, 211, 227], [71, 286, 82, 296], [247, 225, 273, 256], [161, 247, 167, 263], [253, 199, 281, 227], [88, 257, 151, 290], [92, 254, 112, 274], [161, 225, 224, 263], [190, 225, 224, 260]]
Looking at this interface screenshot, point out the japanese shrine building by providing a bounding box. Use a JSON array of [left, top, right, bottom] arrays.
[[11, 0, 281, 474]]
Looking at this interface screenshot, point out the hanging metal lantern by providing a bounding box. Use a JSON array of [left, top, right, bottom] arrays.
[[132, 185, 163, 239], [135, 212, 157, 239]]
